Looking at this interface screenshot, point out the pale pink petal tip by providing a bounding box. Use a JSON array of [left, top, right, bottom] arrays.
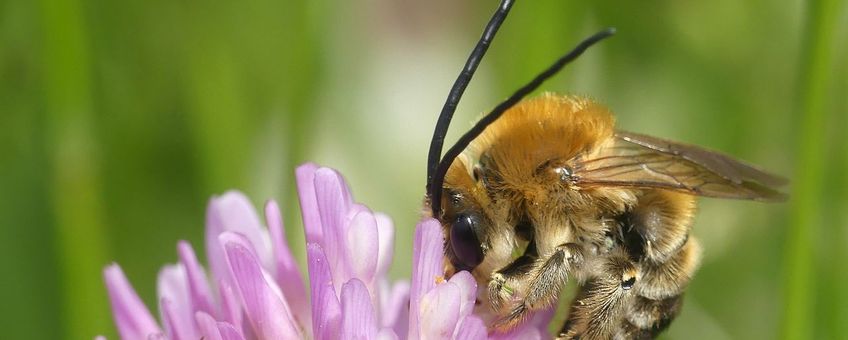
[[311, 167, 355, 282], [205, 191, 273, 289], [418, 281, 462, 339], [103, 264, 162, 339], [222, 233, 301, 339], [340, 279, 379, 339], [346, 209, 380, 282], [446, 271, 478, 318], [296, 163, 322, 243]]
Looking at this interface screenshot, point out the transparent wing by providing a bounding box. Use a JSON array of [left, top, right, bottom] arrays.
[[574, 131, 788, 201]]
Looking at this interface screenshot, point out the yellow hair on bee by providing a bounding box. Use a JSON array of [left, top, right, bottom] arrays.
[[631, 191, 696, 263], [468, 92, 614, 189]]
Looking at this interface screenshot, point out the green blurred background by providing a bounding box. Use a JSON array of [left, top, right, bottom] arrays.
[[1, 0, 846, 338]]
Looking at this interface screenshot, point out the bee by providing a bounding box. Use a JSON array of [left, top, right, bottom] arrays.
[[423, 1, 786, 339]]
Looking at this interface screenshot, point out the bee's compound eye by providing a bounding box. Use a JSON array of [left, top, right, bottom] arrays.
[[450, 214, 484, 271]]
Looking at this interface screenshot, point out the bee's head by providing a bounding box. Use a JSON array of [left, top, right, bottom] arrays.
[[433, 158, 515, 279], [439, 182, 492, 271]]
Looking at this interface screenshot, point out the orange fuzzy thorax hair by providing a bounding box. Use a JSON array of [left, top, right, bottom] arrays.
[[467, 92, 615, 183]]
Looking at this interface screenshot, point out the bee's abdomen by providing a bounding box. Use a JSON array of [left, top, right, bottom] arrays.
[[617, 237, 700, 339], [616, 295, 683, 339], [616, 294, 683, 339], [634, 238, 701, 300], [615, 190, 702, 338], [558, 191, 701, 340]]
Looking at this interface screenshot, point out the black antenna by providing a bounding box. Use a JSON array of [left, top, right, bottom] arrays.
[[429, 28, 617, 217], [427, 0, 515, 197]]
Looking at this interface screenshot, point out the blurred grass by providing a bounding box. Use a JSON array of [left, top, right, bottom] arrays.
[[781, 0, 843, 339], [0, 0, 845, 339], [39, 0, 111, 338]]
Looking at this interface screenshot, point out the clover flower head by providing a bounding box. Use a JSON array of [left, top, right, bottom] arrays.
[[101, 164, 551, 339]]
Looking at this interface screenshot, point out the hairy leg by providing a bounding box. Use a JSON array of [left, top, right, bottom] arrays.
[[557, 250, 638, 340], [492, 242, 584, 330], [488, 241, 538, 311]]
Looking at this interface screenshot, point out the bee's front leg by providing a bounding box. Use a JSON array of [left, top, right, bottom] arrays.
[[491, 242, 584, 330], [488, 241, 538, 311]]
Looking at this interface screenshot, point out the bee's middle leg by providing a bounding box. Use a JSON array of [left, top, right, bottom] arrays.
[[492, 242, 584, 330], [557, 250, 639, 340]]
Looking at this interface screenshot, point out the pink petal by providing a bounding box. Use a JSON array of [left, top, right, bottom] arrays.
[[345, 209, 379, 284], [177, 241, 217, 317], [103, 264, 162, 339], [380, 281, 410, 336], [157, 265, 197, 340], [296, 163, 323, 243], [195, 312, 223, 340], [454, 315, 487, 340], [265, 199, 310, 328], [375, 213, 395, 276], [217, 322, 247, 340], [217, 278, 242, 333], [377, 328, 399, 340], [408, 218, 445, 339], [241, 320, 259, 340], [160, 297, 196, 340], [307, 243, 342, 340], [446, 271, 477, 319], [314, 168, 354, 277], [221, 232, 301, 339], [205, 191, 273, 288], [418, 281, 462, 339], [340, 279, 378, 339]]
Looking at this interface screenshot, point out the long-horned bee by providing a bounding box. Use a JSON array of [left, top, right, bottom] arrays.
[[423, 1, 786, 339]]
